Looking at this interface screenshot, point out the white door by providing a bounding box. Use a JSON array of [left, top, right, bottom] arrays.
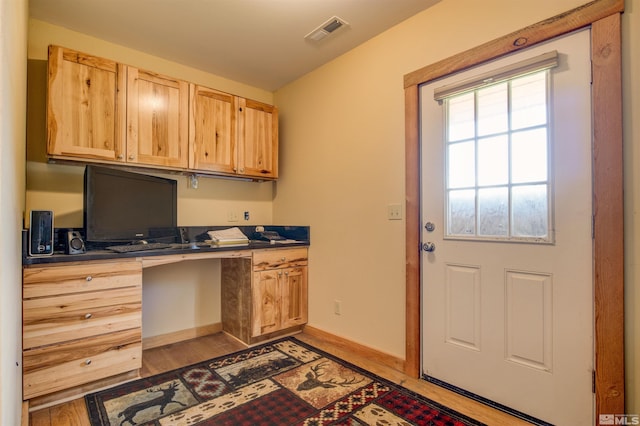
[[420, 30, 593, 426]]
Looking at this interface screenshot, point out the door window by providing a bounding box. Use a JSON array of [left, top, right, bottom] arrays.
[[441, 67, 553, 242]]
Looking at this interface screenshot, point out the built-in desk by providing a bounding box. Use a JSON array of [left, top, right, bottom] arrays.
[[22, 233, 309, 405]]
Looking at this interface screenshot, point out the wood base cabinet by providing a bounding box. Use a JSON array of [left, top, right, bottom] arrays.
[[222, 247, 308, 344], [22, 260, 143, 399]]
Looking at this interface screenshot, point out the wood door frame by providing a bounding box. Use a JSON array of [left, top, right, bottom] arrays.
[[404, 0, 625, 418]]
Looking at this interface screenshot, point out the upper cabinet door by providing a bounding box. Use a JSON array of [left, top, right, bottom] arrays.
[[237, 98, 278, 179], [126, 67, 189, 168], [47, 46, 126, 161], [189, 85, 237, 174]]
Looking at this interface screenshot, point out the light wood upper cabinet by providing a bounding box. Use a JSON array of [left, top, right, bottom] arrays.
[[127, 68, 189, 168], [189, 85, 237, 174], [238, 98, 278, 179], [47, 45, 278, 179], [47, 46, 189, 170], [190, 87, 278, 179], [47, 45, 126, 162]]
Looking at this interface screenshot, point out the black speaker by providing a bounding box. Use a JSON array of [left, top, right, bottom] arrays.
[[179, 227, 190, 244], [29, 210, 54, 256], [66, 230, 86, 254]]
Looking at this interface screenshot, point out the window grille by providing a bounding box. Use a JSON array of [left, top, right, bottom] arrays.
[[435, 51, 558, 242]]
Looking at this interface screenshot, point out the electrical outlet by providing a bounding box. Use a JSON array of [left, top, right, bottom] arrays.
[[388, 204, 402, 220], [227, 210, 239, 222], [334, 300, 342, 315]]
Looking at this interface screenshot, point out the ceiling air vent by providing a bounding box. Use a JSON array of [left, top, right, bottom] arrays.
[[304, 16, 349, 42]]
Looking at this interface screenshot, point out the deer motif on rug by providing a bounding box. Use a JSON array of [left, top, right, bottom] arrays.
[[296, 360, 363, 391], [118, 381, 187, 426]]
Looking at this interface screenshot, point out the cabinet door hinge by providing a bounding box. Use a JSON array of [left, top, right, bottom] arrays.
[[592, 369, 596, 393]]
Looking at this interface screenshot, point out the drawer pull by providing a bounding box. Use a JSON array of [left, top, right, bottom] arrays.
[[84, 313, 92, 319], [85, 359, 92, 365], [86, 276, 93, 282], [281, 257, 286, 262]]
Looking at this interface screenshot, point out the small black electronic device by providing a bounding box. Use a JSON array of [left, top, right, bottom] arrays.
[[29, 210, 54, 256], [106, 242, 172, 253], [256, 231, 285, 241], [66, 230, 86, 254], [179, 227, 190, 244]]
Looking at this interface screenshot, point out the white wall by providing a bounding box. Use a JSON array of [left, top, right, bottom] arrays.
[[273, 0, 639, 411], [0, 0, 27, 423]]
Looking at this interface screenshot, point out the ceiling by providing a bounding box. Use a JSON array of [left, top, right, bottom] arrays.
[[29, 0, 440, 91]]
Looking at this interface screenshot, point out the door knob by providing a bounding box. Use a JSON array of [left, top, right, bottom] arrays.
[[422, 242, 436, 252], [425, 222, 436, 232]]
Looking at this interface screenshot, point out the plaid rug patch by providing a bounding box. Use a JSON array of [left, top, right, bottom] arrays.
[[85, 337, 484, 425]]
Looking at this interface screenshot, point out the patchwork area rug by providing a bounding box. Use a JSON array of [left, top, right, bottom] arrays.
[[85, 337, 484, 425]]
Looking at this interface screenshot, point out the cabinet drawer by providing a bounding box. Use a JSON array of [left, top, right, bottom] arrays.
[[252, 248, 308, 271], [23, 286, 142, 349], [23, 328, 141, 399], [23, 260, 142, 298]]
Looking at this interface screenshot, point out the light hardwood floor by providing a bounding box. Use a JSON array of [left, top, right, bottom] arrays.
[[28, 332, 531, 425]]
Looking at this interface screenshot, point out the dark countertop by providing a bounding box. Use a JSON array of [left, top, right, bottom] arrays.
[[23, 240, 309, 266], [23, 225, 310, 266]]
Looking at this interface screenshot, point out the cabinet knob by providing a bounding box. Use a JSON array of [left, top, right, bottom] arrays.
[[86, 276, 93, 282], [128, 155, 135, 160], [117, 154, 124, 160], [84, 313, 92, 319], [285, 271, 289, 276], [281, 257, 286, 262], [239, 168, 244, 173], [85, 359, 92, 365], [278, 271, 283, 276]]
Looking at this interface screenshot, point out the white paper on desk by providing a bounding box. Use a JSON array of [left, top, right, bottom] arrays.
[[207, 227, 249, 243]]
